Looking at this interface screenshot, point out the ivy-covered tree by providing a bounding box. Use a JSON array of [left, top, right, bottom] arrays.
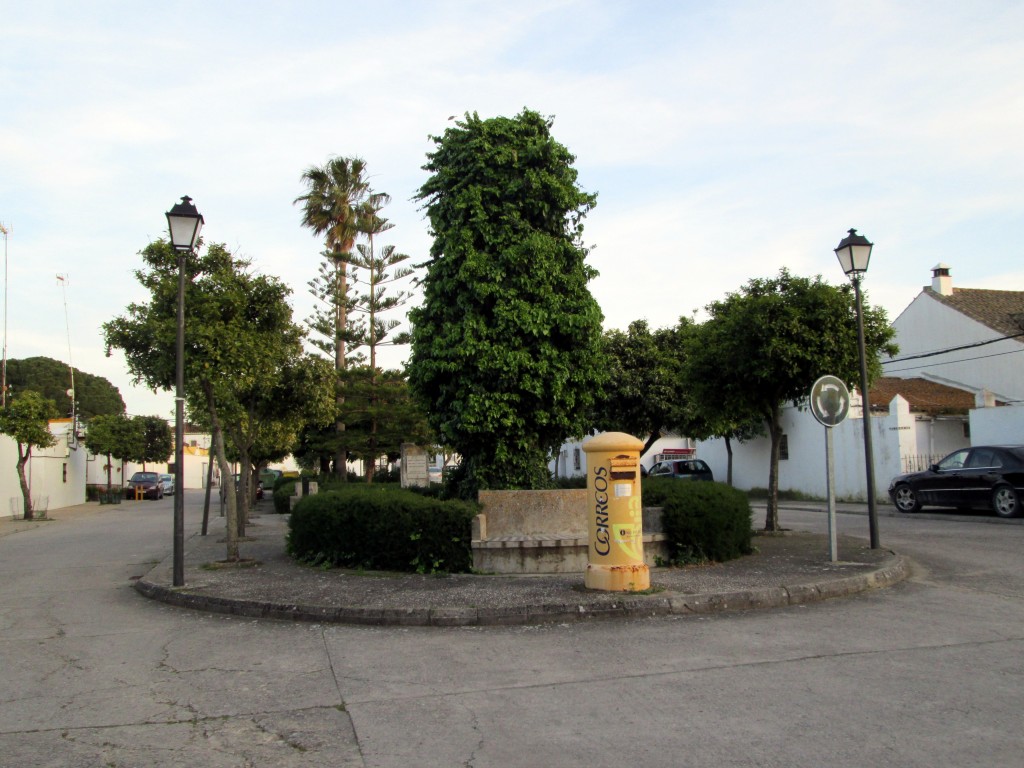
[[0, 391, 58, 519], [684, 269, 897, 531], [409, 109, 605, 495]]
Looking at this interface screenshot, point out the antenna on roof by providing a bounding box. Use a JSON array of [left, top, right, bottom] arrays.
[[56, 273, 77, 447]]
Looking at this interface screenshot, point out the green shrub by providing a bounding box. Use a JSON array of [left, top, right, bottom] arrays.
[[272, 480, 295, 514], [657, 482, 753, 564], [641, 475, 683, 508], [286, 486, 479, 573]]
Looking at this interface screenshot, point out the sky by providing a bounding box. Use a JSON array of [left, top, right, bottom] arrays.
[[3, 1, 1023, 420]]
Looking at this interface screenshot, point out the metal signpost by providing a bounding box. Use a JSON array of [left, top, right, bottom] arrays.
[[810, 375, 851, 562]]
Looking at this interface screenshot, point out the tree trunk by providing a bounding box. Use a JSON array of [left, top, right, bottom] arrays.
[[641, 430, 661, 458], [235, 447, 251, 539], [16, 445, 33, 520], [203, 381, 239, 562], [202, 454, 214, 537], [334, 250, 348, 480], [105, 452, 113, 492], [366, 371, 378, 484], [764, 404, 782, 532], [724, 435, 734, 487]]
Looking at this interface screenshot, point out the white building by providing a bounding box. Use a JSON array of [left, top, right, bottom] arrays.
[[887, 264, 1024, 403], [1, 418, 87, 518]]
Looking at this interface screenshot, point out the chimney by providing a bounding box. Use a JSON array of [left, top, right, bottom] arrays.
[[931, 263, 952, 296]]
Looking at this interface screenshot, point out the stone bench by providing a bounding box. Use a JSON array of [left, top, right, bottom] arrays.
[[472, 489, 670, 574]]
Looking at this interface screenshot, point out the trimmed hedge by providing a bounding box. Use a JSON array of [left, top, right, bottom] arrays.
[[654, 481, 754, 564], [272, 480, 296, 514], [286, 486, 479, 573]]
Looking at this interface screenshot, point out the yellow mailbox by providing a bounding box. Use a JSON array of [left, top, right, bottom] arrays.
[[582, 432, 649, 591]]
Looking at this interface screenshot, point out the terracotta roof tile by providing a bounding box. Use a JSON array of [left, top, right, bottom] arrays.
[[868, 376, 979, 415], [926, 287, 1024, 338]]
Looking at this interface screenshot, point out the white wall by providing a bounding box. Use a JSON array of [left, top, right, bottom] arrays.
[[1, 420, 87, 518], [695, 396, 940, 502], [970, 404, 1024, 445]]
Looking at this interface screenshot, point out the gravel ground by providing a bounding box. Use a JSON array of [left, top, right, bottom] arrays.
[[141, 506, 901, 617]]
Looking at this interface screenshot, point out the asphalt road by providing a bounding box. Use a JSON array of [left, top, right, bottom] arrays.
[[1, 493, 1022, 767]]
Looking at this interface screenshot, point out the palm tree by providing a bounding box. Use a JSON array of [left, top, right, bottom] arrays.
[[294, 156, 374, 478]]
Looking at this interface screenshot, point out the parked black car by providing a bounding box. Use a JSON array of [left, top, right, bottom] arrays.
[[648, 458, 714, 482], [888, 445, 1024, 517], [125, 471, 164, 500]]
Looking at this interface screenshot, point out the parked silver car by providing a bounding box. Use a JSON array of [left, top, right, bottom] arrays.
[[159, 474, 174, 496]]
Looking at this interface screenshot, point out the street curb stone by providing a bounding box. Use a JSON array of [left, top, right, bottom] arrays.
[[134, 551, 910, 627]]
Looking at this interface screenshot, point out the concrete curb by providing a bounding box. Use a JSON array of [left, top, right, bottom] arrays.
[[134, 551, 911, 627]]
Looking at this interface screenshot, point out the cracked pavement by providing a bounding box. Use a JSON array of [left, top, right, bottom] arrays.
[[1, 494, 1023, 767]]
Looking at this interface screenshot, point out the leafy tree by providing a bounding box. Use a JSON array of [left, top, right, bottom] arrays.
[[339, 367, 433, 480], [684, 269, 897, 531], [134, 415, 173, 469], [105, 240, 311, 560], [295, 156, 383, 477], [83, 413, 137, 491], [591, 320, 692, 455], [0, 391, 58, 519], [7, 356, 125, 419], [409, 109, 605, 495], [219, 353, 335, 518]]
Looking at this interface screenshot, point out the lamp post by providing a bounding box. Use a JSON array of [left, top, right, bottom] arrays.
[[166, 196, 204, 586], [834, 228, 880, 549]]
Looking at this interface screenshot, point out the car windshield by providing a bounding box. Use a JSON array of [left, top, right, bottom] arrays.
[[131, 473, 158, 482]]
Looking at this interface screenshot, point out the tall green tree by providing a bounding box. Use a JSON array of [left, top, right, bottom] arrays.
[[295, 156, 383, 478], [684, 269, 897, 531], [409, 109, 605, 495], [0, 391, 58, 519], [7, 357, 125, 419], [104, 240, 311, 560], [348, 194, 415, 482]]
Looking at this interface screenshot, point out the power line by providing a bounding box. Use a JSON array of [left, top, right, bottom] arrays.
[[883, 345, 1024, 375], [881, 330, 1024, 365]]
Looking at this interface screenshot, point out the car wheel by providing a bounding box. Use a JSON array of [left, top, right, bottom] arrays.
[[991, 485, 1020, 518], [893, 484, 921, 513], [157, 488, 164, 500]]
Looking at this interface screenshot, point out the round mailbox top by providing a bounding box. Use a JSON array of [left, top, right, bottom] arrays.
[[582, 432, 645, 453]]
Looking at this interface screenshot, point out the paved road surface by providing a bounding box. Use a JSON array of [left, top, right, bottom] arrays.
[[1, 494, 1021, 767]]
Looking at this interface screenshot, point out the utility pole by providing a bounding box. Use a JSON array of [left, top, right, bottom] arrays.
[[0, 222, 8, 408]]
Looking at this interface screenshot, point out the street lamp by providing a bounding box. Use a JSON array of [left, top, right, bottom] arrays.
[[834, 228, 880, 549], [166, 196, 204, 586]]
